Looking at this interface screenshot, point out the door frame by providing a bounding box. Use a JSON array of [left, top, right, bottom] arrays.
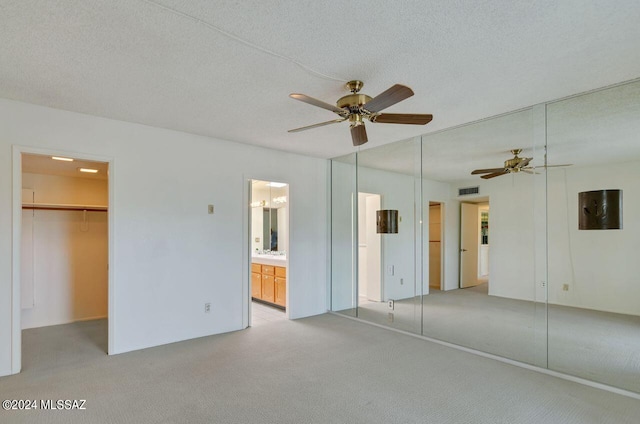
[[11, 145, 115, 374], [357, 192, 383, 303], [243, 176, 291, 327]]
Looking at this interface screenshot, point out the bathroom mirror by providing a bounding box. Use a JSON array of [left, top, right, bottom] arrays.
[[251, 180, 288, 254]]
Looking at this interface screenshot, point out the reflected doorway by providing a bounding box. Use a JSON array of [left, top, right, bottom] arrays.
[[460, 199, 490, 290], [249, 180, 289, 327], [428, 202, 443, 291], [357, 193, 382, 305]]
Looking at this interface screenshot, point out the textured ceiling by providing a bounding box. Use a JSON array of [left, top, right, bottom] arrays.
[[1, 1, 640, 159], [339, 79, 640, 181]]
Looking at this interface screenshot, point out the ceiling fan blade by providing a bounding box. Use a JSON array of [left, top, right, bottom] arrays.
[[521, 169, 539, 175], [372, 113, 433, 125], [289, 93, 347, 115], [288, 118, 346, 133], [544, 163, 573, 168], [481, 170, 509, 179], [471, 168, 506, 175], [351, 124, 368, 146], [363, 84, 414, 113]]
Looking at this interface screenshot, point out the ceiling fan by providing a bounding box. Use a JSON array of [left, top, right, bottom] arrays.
[[471, 149, 571, 179], [288, 80, 433, 146]]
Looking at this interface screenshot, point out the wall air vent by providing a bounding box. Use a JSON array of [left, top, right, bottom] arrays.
[[458, 186, 480, 196]]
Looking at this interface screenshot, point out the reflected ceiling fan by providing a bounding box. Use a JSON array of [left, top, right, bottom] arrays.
[[471, 149, 572, 179], [288, 80, 433, 146]]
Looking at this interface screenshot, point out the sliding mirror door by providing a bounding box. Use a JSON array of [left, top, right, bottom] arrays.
[[421, 108, 548, 367], [355, 137, 423, 334], [331, 153, 358, 317], [546, 79, 640, 393]]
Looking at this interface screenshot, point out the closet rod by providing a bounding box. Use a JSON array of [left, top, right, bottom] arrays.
[[22, 205, 108, 212]]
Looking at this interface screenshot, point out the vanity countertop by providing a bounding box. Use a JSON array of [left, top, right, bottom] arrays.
[[252, 254, 287, 267]]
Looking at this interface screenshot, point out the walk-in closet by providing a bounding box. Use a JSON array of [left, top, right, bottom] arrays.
[[21, 153, 109, 355]]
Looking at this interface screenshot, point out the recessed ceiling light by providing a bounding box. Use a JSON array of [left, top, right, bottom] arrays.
[[78, 168, 98, 173], [266, 182, 286, 188], [51, 156, 73, 162]]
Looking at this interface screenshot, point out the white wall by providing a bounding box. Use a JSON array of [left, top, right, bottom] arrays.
[[357, 166, 417, 301], [451, 175, 540, 301], [356, 166, 454, 301], [547, 161, 640, 316], [0, 98, 328, 376], [21, 173, 108, 329], [450, 160, 640, 316]]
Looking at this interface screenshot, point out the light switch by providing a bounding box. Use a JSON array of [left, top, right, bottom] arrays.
[[208, 204, 214, 214]]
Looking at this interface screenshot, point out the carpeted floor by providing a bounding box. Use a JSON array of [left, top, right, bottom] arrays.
[[1, 315, 639, 423], [351, 284, 640, 393]]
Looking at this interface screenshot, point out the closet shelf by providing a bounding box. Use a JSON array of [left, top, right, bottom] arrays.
[[22, 203, 108, 212]]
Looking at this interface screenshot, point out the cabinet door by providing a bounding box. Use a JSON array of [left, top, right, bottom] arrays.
[[251, 272, 262, 299], [262, 274, 275, 303], [275, 277, 286, 307]]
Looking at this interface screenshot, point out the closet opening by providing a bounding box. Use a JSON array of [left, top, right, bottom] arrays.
[[19, 152, 110, 369], [248, 179, 289, 327]]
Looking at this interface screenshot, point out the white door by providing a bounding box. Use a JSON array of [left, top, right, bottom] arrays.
[[365, 195, 382, 301], [460, 203, 481, 288]]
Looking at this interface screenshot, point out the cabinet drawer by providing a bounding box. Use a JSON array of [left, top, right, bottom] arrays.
[[275, 266, 286, 277], [262, 265, 275, 275], [251, 263, 261, 273]]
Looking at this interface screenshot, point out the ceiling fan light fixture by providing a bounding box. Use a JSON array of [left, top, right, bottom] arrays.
[[288, 80, 433, 146]]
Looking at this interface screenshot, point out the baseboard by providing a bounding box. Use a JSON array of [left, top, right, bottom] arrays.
[[329, 311, 640, 401], [22, 315, 107, 330]]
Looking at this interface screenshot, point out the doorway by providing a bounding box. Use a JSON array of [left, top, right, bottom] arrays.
[[357, 193, 382, 305], [460, 199, 490, 290], [428, 202, 443, 291], [249, 179, 289, 327], [11, 147, 113, 374]]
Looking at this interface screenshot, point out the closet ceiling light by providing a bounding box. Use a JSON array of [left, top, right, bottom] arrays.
[[51, 156, 74, 161], [78, 168, 99, 173]]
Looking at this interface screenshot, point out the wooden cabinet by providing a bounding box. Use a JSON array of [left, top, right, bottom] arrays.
[[251, 272, 262, 298], [251, 263, 286, 309]]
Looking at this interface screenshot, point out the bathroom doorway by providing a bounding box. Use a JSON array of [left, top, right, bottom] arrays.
[[248, 179, 289, 326]]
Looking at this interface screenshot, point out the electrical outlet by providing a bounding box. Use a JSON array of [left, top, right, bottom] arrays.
[[562, 284, 569, 291], [400, 278, 404, 285], [208, 204, 214, 214], [388, 312, 394, 322], [387, 265, 394, 276], [204, 303, 211, 313], [388, 300, 394, 310]]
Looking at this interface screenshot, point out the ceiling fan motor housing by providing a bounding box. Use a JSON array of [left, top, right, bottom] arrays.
[[337, 93, 372, 113]]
